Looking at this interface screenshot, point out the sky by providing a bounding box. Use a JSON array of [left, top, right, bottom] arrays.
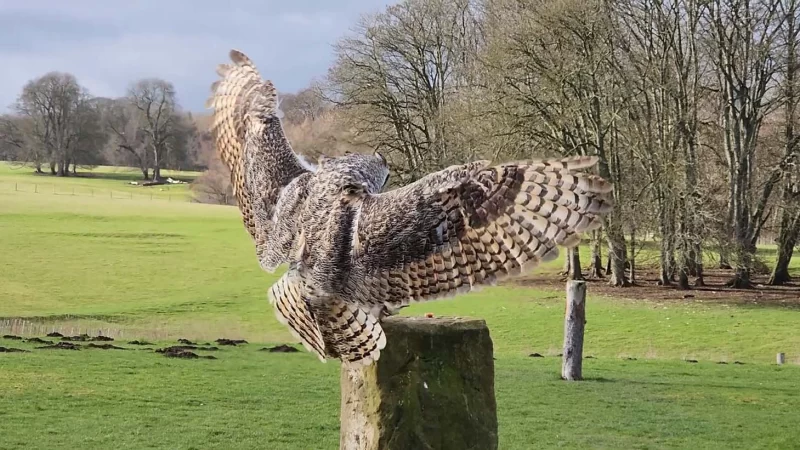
[[0, 0, 394, 113]]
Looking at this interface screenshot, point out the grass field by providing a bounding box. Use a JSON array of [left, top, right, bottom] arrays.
[[1, 167, 799, 449], [0, 162, 199, 201]]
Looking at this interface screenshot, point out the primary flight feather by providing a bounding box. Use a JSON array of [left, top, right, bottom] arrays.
[[206, 49, 615, 366]]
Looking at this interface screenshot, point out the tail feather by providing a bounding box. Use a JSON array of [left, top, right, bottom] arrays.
[[268, 272, 327, 361], [314, 299, 387, 366]]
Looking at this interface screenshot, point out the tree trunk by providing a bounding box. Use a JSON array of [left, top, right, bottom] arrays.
[[565, 247, 584, 281], [659, 239, 673, 286], [141, 167, 150, 180], [606, 223, 630, 287], [49, 161, 56, 175], [587, 231, 604, 278], [719, 249, 732, 269], [768, 211, 799, 285], [57, 160, 68, 177], [768, 3, 799, 285], [629, 228, 637, 285], [152, 146, 162, 181], [677, 268, 690, 290], [693, 241, 705, 286], [658, 194, 675, 285], [727, 267, 752, 289], [727, 214, 755, 288]]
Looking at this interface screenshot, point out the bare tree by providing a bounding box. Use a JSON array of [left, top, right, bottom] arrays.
[[325, 0, 483, 184], [769, 0, 800, 284], [485, 0, 631, 286], [126, 78, 181, 181], [612, 0, 709, 288], [13, 72, 101, 176], [0, 115, 31, 165], [280, 87, 328, 125], [192, 155, 235, 205], [104, 98, 152, 179], [703, 0, 787, 287]]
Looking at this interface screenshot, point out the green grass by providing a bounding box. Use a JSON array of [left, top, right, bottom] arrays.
[[1, 168, 799, 449], [0, 162, 199, 201]]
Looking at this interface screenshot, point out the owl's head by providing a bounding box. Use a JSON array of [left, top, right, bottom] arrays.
[[317, 151, 390, 197]]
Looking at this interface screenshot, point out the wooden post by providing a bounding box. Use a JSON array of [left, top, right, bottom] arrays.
[[340, 316, 497, 450], [562, 280, 587, 381], [777, 353, 785, 365]]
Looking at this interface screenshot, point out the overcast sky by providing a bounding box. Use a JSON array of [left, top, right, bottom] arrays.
[[0, 0, 394, 113]]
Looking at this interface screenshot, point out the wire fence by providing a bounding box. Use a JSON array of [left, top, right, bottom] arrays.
[[0, 180, 192, 202], [0, 318, 129, 340]]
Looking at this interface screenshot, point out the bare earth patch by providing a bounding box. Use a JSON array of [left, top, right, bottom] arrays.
[[261, 344, 300, 353], [0, 347, 29, 353], [517, 268, 800, 308]]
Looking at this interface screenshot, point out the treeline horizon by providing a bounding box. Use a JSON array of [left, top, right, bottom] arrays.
[[1, 0, 799, 290]]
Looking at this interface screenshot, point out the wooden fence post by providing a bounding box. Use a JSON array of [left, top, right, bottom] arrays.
[[777, 353, 785, 365], [339, 316, 498, 450], [562, 280, 587, 381]]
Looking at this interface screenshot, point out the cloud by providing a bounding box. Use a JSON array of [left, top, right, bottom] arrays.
[[0, 0, 394, 113]]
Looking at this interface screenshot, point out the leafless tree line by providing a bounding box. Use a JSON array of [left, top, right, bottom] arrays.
[[320, 0, 800, 287], [2, 0, 796, 288], [0, 74, 206, 182]]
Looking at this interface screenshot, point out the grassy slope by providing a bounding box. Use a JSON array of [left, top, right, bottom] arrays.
[[1, 170, 799, 449]]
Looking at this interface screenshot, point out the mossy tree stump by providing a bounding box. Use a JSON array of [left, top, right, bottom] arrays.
[[339, 316, 498, 450]]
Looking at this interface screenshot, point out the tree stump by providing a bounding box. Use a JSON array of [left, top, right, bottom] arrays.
[[339, 316, 498, 450]]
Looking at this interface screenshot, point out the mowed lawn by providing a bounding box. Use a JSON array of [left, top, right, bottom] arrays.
[[1, 171, 799, 449]]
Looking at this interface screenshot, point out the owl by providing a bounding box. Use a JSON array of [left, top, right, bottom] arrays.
[[206, 50, 614, 366]]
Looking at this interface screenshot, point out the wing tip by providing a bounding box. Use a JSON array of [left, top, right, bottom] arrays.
[[229, 49, 251, 66]]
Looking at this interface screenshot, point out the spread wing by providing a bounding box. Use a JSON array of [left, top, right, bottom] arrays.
[[205, 49, 313, 270], [347, 156, 614, 309]]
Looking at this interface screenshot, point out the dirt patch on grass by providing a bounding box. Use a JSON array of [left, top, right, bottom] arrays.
[[156, 345, 198, 352], [0, 346, 29, 353], [177, 338, 196, 345], [46, 332, 64, 337], [216, 338, 247, 346], [2, 335, 22, 340], [25, 337, 54, 345], [515, 268, 800, 308], [86, 343, 126, 350], [61, 334, 90, 341], [156, 347, 216, 359], [261, 344, 299, 353], [128, 340, 153, 345], [37, 342, 81, 350]]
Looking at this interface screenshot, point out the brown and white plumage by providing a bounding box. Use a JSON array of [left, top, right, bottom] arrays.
[[207, 50, 615, 366]]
